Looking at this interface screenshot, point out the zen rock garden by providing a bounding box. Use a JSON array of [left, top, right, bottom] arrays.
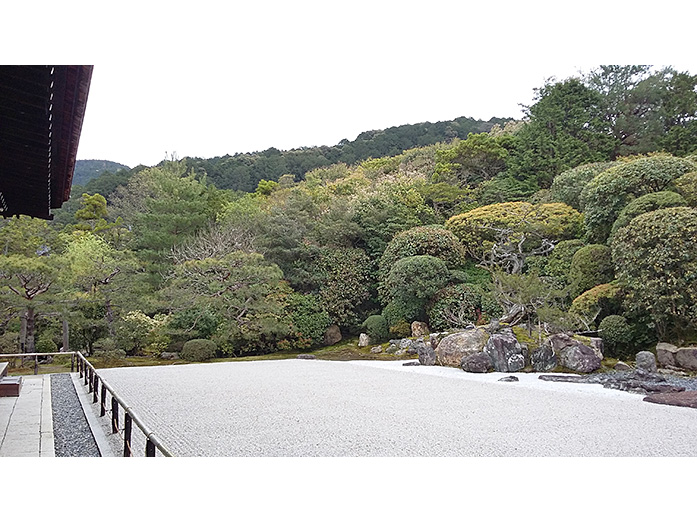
[[359, 321, 697, 408]]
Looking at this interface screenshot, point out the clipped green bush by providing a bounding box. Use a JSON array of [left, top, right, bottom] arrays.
[[362, 315, 389, 343], [382, 299, 423, 327], [598, 315, 634, 358], [569, 283, 623, 329], [568, 244, 614, 297], [181, 339, 217, 361], [672, 171, 697, 206], [36, 336, 58, 353], [581, 154, 695, 243], [610, 191, 687, 237], [549, 161, 618, 211], [544, 239, 585, 284]]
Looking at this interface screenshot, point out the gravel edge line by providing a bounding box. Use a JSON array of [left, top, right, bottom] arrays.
[[69, 373, 113, 457]]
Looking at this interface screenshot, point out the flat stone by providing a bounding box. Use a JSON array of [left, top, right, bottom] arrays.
[[402, 361, 420, 367], [499, 376, 519, 382], [643, 390, 697, 409], [614, 361, 632, 371], [656, 342, 679, 367], [296, 354, 316, 360]]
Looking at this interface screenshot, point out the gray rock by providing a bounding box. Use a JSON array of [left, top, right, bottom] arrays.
[[656, 342, 679, 367], [499, 376, 519, 382], [409, 339, 425, 356], [675, 347, 697, 371], [614, 361, 633, 371], [323, 325, 342, 346], [435, 328, 489, 368], [543, 334, 601, 373], [370, 346, 383, 354], [385, 343, 399, 354], [635, 351, 657, 373], [483, 327, 525, 372], [417, 340, 437, 366], [531, 344, 557, 372], [395, 349, 407, 357], [429, 333, 442, 351], [296, 354, 316, 360], [411, 321, 429, 337], [358, 333, 371, 347], [461, 352, 493, 373], [588, 337, 604, 360], [160, 351, 180, 360], [402, 361, 420, 367], [399, 338, 413, 350]]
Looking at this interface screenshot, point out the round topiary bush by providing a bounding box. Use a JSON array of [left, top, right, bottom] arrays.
[[568, 244, 614, 298], [610, 190, 687, 237], [598, 315, 633, 358], [362, 315, 389, 343], [181, 339, 217, 361], [36, 336, 58, 353]]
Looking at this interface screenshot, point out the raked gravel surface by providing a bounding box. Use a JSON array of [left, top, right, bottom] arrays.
[[95, 359, 697, 457]]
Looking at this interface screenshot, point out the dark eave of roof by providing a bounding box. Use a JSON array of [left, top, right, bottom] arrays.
[[0, 65, 93, 219]]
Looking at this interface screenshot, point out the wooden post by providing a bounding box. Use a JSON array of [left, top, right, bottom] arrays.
[[111, 397, 119, 433], [123, 413, 132, 457], [62, 319, 69, 352]]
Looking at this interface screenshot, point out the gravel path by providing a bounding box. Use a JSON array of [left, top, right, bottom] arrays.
[[95, 360, 697, 457], [51, 373, 100, 457]]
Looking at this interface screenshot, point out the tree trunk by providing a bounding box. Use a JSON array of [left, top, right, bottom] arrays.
[[25, 307, 36, 353], [105, 298, 114, 337], [62, 319, 69, 352], [20, 311, 27, 353]]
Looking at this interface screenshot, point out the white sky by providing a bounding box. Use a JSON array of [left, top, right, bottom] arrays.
[[4, 1, 697, 168]]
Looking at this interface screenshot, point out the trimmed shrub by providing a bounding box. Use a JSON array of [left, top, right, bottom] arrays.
[[362, 315, 389, 343], [581, 154, 696, 243], [569, 283, 623, 329], [285, 293, 331, 349], [610, 191, 687, 237], [36, 335, 58, 353], [446, 201, 583, 260], [181, 339, 217, 361], [544, 239, 585, 284], [598, 315, 633, 358], [385, 255, 450, 304], [549, 161, 618, 211], [672, 171, 697, 206], [382, 299, 423, 327], [568, 244, 614, 298]]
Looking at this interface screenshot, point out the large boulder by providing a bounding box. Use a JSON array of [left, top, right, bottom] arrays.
[[656, 342, 679, 367], [531, 344, 557, 372], [461, 352, 493, 373], [635, 351, 657, 373], [416, 340, 437, 366], [542, 333, 601, 373], [587, 337, 604, 360], [483, 327, 525, 372], [411, 321, 430, 337], [675, 347, 697, 371], [323, 325, 342, 346], [435, 328, 489, 368]]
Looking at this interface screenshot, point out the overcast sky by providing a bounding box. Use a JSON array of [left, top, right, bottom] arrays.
[[6, 1, 697, 168]]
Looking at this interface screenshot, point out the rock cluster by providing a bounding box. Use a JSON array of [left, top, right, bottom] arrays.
[[656, 343, 697, 371], [539, 368, 685, 395]]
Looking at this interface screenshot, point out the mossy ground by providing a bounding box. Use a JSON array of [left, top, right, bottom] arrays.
[[5, 337, 417, 375]]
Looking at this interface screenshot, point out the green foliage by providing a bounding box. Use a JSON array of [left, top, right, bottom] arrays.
[[548, 162, 618, 210], [672, 171, 697, 206], [382, 299, 424, 327], [255, 179, 279, 195], [433, 132, 510, 186], [507, 78, 615, 188], [611, 207, 697, 341], [385, 256, 450, 304], [72, 160, 130, 186], [362, 315, 389, 343], [389, 320, 412, 339], [35, 335, 57, 353], [446, 201, 583, 260], [598, 315, 633, 358], [427, 284, 500, 331], [568, 244, 614, 297], [180, 339, 217, 361], [610, 191, 687, 237], [378, 225, 467, 282], [581, 154, 696, 243], [284, 292, 331, 349], [168, 308, 221, 340], [569, 283, 623, 330], [544, 239, 585, 284]]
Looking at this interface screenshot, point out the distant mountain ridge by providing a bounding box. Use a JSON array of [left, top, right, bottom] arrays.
[[74, 115, 511, 194], [73, 160, 130, 186]]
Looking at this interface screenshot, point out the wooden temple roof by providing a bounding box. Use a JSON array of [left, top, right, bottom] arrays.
[[0, 65, 93, 219]]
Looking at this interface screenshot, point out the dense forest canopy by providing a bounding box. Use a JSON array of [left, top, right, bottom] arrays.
[[2, 65, 697, 362]]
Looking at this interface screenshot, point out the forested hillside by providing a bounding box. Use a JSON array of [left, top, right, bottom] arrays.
[[2, 65, 696, 364], [72, 160, 130, 186]]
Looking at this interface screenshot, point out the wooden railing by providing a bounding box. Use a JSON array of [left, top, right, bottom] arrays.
[[0, 351, 173, 457]]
